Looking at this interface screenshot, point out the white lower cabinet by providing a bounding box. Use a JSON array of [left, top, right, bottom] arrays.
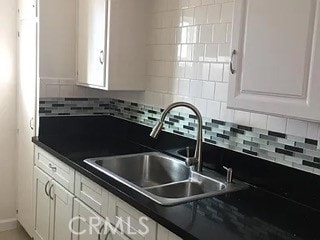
[[33, 147, 183, 240], [33, 166, 74, 240]]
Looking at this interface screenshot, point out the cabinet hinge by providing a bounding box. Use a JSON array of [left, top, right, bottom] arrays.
[[17, 31, 20, 38]]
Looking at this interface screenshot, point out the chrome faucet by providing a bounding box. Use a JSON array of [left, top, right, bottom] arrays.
[[150, 102, 203, 172]]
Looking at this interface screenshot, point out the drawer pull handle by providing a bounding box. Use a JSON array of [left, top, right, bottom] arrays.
[[49, 163, 57, 172], [49, 184, 54, 200], [45, 181, 50, 196]]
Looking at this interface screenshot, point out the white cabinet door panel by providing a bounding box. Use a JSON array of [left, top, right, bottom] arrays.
[[77, 0, 106, 88], [50, 180, 74, 240], [34, 167, 51, 240], [228, 0, 320, 121]]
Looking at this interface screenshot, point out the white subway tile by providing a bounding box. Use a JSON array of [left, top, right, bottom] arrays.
[[185, 62, 198, 79], [204, 44, 218, 62], [199, 25, 213, 43], [190, 80, 203, 98], [148, 76, 168, 93], [46, 84, 60, 98], [218, 43, 231, 62], [307, 122, 320, 140], [192, 44, 205, 61], [202, 81, 215, 99], [220, 2, 234, 23], [250, 113, 268, 129], [194, 6, 207, 25], [175, 28, 187, 44], [167, 78, 179, 94], [226, 23, 232, 42], [220, 102, 234, 122], [234, 110, 250, 126], [174, 62, 186, 78], [214, 82, 228, 102], [222, 63, 229, 82], [189, 0, 202, 7], [197, 63, 210, 80], [178, 79, 190, 96], [213, 24, 227, 43], [182, 8, 195, 26], [186, 26, 199, 43], [59, 85, 74, 98], [207, 4, 221, 23], [206, 100, 221, 119], [194, 98, 207, 115], [171, 10, 183, 27], [267, 116, 287, 133], [180, 44, 193, 61], [286, 119, 308, 138], [209, 63, 224, 82]]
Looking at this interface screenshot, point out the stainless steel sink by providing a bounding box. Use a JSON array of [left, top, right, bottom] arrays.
[[85, 152, 247, 206]]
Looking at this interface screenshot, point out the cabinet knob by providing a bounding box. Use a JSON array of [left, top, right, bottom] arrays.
[[230, 50, 237, 74]]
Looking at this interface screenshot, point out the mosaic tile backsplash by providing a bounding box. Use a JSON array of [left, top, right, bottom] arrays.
[[40, 98, 320, 176]]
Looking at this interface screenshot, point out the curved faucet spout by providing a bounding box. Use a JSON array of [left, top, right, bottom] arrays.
[[149, 102, 203, 172]]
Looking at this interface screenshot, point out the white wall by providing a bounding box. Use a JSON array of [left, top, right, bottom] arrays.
[[39, 0, 320, 141], [0, 0, 18, 229]]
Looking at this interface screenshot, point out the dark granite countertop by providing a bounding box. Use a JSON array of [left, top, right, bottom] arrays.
[[33, 134, 320, 240]]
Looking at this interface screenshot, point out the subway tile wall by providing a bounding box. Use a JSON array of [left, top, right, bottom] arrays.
[[39, 0, 320, 141]]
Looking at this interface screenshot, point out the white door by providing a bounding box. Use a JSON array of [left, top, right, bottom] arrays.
[[50, 180, 74, 240], [228, 0, 320, 122], [33, 167, 51, 240], [17, 2, 37, 234], [77, 0, 107, 88]]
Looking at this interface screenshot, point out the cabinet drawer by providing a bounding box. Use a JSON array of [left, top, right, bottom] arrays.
[[109, 195, 157, 240], [35, 146, 75, 193], [75, 172, 109, 216]]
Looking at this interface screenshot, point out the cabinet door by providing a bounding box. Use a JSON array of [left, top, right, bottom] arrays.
[[50, 180, 74, 240], [108, 195, 156, 240], [34, 167, 51, 240], [73, 199, 105, 240], [228, 0, 320, 122], [77, 0, 106, 88]]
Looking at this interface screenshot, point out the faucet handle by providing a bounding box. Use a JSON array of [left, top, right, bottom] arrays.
[[223, 166, 233, 183]]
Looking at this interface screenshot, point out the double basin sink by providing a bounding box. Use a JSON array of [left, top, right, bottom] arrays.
[[85, 152, 246, 206]]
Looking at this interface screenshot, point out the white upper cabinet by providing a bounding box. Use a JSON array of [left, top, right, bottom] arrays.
[[39, 0, 76, 79], [76, 0, 147, 91], [228, 0, 320, 122]]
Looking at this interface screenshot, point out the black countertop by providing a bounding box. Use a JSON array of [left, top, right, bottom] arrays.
[[32, 116, 320, 240]]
